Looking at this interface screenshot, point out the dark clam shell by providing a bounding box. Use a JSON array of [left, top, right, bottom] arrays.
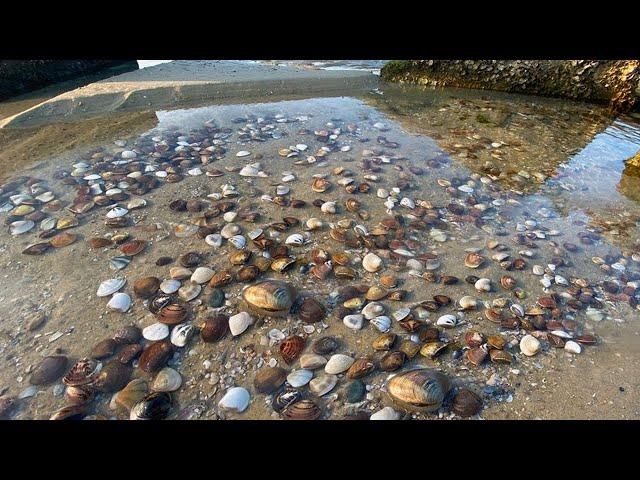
[[118, 344, 143, 364], [113, 325, 142, 344], [346, 358, 375, 379], [282, 399, 322, 420], [63, 358, 101, 386], [90, 338, 117, 359], [208, 270, 233, 288], [298, 298, 326, 323], [312, 336, 339, 355], [272, 386, 303, 413], [149, 293, 174, 314], [22, 242, 51, 255], [380, 351, 406, 371], [200, 314, 229, 342], [50, 404, 87, 421], [133, 276, 161, 299], [92, 361, 132, 393], [30, 355, 68, 385], [130, 392, 173, 420], [237, 265, 260, 283], [253, 366, 287, 394], [280, 335, 305, 364], [466, 347, 488, 367], [120, 239, 147, 256], [179, 251, 202, 268], [157, 303, 188, 325], [66, 385, 93, 405], [139, 340, 173, 373], [452, 388, 483, 417]]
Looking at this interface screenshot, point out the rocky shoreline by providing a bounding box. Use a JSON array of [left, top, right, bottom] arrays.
[[381, 60, 640, 114]]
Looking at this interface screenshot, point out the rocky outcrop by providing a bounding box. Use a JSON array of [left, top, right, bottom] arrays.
[[381, 60, 640, 114], [0, 60, 137, 101]]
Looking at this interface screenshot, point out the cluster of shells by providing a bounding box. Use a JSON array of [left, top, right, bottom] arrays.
[[2, 109, 640, 421]]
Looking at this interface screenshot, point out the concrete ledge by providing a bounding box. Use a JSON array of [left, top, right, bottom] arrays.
[[1, 61, 379, 128]]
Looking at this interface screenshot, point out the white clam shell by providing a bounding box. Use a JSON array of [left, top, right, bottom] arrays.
[[392, 308, 411, 321], [220, 223, 240, 239], [218, 387, 250, 413], [286, 369, 313, 388], [299, 354, 327, 370], [178, 281, 202, 301], [106, 292, 131, 312], [229, 312, 253, 336], [236, 151, 251, 157], [121, 150, 137, 159], [564, 340, 582, 354], [205, 234, 223, 247], [152, 367, 182, 392], [400, 197, 415, 209], [160, 279, 181, 294], [324, 354, 354, 375], [171, 324, 194, 347], [436, 314, 458, 328], [10, 220, 35, 235], [520, 334, 541, 356], [475, 278, 492, 292], [362, 302, 385, 320], [127, 198, 147, 210], [97, 278, 126, 297], [106, 206, 128, 218], [362, 252, 382, 273], [223, 211, 238, 222], [229, 235, 247, 249], [191, 267, 215, 284], [285, 233, 305, 246], [370, 406, 399, 420], [320, 201, 336, 214], [143, 322, 169, 341], [343, 314, 364, 330], [306, 218, 324, 230], [371, 315, 391, 332], [309, 374, 338, 396]]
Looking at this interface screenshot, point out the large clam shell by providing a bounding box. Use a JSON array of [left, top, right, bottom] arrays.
[[130, 392, 173, 420], [242, 280, 296, 314], [97, 278, 126, 297], [218, 387, 250, 413], [282, 399, 322, 420], [387, 368, 451, 412]]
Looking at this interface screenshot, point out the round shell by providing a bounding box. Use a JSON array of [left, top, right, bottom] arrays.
[[280, 335, 306, 364]]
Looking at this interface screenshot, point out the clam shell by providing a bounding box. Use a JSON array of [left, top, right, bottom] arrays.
[[312, 337, 339, 355], [362, 302, 385, 320], [160, 279, 181, 294], [120, 240, 147, 256], [372, 333, 396, 351], [280, 335, 305, 364], [114, 379, 149, 411], [520, 334, 541, 356], [157, 303, 188, 325], [93, 361, 132, 393], [143, 322, 170, 341], [190, 267, 215, 284], [387, 368, 451, 411], [139, 340, 173, 373], [343, 314, 364, 330], [254, 367, 287, 394], [286, 369, 314, 388], [110, 255, 132, 271], [380, 351, 406, 371], [22, 242, 51, 255], [200, 314, 230, 342], [218, 387, 250, 413], [30, 355, 68, 385], [242, 280, 296, 314], [298, 297, 326, 323], [97, 278, 126, 297], [178, 280, 202, 301], [309, 374, 338, 396], [436, 314, 458, 328], [282, 399, 321, 420], [130, 392, 172, 420], [229, 311, 253, 336], [151, 367, 182, 392], [133, 276, 160, 298], [170, 324, 194, 347], [10, 220, 35, 235], [371, 315, 391, 332], [324, 354, 354, 375], [50, 232, 77, 248], [107, 292, 132, 312], [370, 406, 399, 420], [452, 388, 483, 417], [63, 358, 101, 386], [362, 252, 383, 272], [299, 353, 327, 370], [285, 233, 305, 246], [346, 358, 375, 379]]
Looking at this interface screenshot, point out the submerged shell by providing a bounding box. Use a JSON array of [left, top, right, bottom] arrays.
[[280, 335, 306, 364], [520, 334, 541, 356], [97, 278, 126, 297], [287, 369, 314, 388], [229, 311, 253, 336], [387, 368, 451, 411], [324, 354, 354, 375], [218, 387, 250, 413], [452, 388, 483, 417], [254, 367, 287, 394], [200, 314, 230, 342], [242, 280, 296, 313], [309, 374, 338, 396], [298, 297, 326, 323], [130, 392, 173, 420], [151, 368, 182, 392], [362, 252, 383, 272], [282, 399, 322, 420]]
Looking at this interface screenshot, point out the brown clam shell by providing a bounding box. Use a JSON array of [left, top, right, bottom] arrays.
[[466, 347, 488, 367], [66, 385, 93, 405], [372, 333, 396, 351], [22, 242, 51, 255], [90, 338, 117, 359], [500, 275, 517, 290], [120, 239, 147, 256], [118, 344, 143, 364], [298, 297, 326, 323], [280, 335, 305, 364], [138, 340, 173, 374], [380, 351, 406, 371], [133, 276, 161, 299], [464, 331, 485, 348], [157, 303, 188, 325], [63, 358, 101, 386], [312, 336, 339, 355], [452, 388, 483, 417], [208, 270, 233, 288], [464, 252, 484, 268], [489, 349, 513, 364], [282, 399, 322, 420], [237, 265, 260, 282], [30, 355, 68, 385], [311, 178, 331, 193], [253, 367, 287, 394], [242, 280, 296, 314], [200, 314, 229, 342], [93, 361, 132, 393], [387, 368, 451, 411], [346, 358, 376, 379], [50, 232, 77, 248], [113, 325, 142, 344], [50, 405, 87, 420]]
